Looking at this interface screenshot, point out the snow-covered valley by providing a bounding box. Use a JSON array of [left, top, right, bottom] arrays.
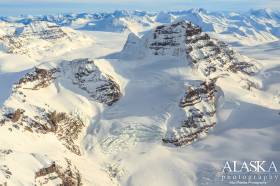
[[0, 9, 280, 186]]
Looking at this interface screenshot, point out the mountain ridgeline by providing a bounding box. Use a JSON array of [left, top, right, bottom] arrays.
[[1, 9, 280, 45]]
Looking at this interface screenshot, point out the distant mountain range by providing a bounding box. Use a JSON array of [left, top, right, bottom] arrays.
[[1, 9, 280, 45]]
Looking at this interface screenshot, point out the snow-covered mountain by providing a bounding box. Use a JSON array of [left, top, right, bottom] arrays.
[[1, 58, 121, 156], [0, 9, 280, 186], [2, 9, 280, 45], [0, 58, 123, 185], [120, 20, 260, 146], [0, 21, 94, 60]]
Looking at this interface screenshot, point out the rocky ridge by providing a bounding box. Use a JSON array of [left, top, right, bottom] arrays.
[[163, 79, 218, 146], [35, 159, 82, 186]]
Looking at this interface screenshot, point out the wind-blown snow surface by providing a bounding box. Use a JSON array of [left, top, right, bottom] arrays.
[[0, 13, 279, 186]]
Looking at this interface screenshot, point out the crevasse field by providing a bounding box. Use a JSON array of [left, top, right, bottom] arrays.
[[0, 9, 279, 186]]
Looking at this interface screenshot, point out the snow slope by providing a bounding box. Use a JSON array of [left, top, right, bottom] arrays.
[[0, 11, 279, 186]]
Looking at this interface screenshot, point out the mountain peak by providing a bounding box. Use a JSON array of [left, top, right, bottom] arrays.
[[121, 19, 258, 78]]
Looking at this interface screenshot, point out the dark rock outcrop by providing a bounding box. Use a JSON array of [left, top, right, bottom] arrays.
[[1, 109, 84, 155], [35, 159, 82, 186], [61, 58, 122, 106], [163, 79, 218, 146], [14, 58, 121, 105], [147, 21, 258, 77], [47, 111, 84, 155], [16, 68, 58, 90], [4, 109, 24, 123]]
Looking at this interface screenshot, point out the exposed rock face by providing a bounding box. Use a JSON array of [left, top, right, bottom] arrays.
[[4, 109, 24, 123], [147, 21, 258, 77], [148, 21, 202, 56], [1, 108, 84, 155], [179, 80, 216, 107], [0, 35, 27, 54], [0, 149, 13, 184], [60, 59, 122, 106], [163, 79, 218, 146], [0, 149, 13, 155], [47, 112, 84, 155], [16, 68, 58, 90], [14, 58, 121, 105], [35, 159, 82, 186], [0, 165, 12, 181]]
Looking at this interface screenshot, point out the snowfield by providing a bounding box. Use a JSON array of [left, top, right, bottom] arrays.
[[0, 9, 279, 186]]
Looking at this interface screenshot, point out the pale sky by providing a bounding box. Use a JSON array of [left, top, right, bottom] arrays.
[[0, 0, 279, 16]]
